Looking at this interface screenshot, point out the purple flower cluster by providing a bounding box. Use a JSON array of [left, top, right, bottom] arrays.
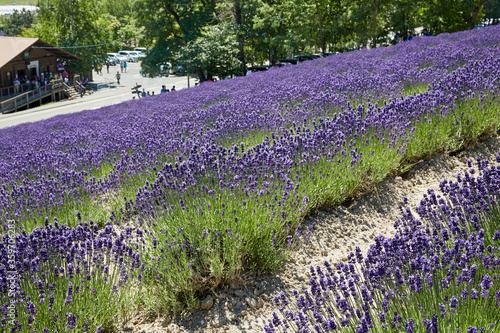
[[266, 154, 500, 332], [0, 25, 499, 322], [0, 26, 498, 230], [0, 219, 143, 332], [128, 26, 500, 299]]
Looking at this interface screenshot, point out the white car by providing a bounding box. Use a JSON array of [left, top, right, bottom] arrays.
[[136, 51, 146, 59], [108, 53, 127, 63], [119, 51, 139, 62], [106, 54, 119, 65]]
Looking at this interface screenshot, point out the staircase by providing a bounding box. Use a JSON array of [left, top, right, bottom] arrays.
[[63, 86, 82, 99]]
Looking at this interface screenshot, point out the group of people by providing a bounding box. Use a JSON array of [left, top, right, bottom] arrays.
[[134, 85, 176, 99], [160, 85, 176, 93], [394, 28, 431, 44], [11, 70, 71, 95]]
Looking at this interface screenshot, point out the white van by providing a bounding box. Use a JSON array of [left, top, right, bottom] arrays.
[[119, 51, 139, 62]]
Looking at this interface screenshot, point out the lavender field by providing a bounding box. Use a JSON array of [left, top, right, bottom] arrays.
[[1, 26, 500, 332], [266, 156, 500, 333]]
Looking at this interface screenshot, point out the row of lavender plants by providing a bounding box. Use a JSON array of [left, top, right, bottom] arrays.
[[0, 26, 499, 331], [266, 155, 500, 333]]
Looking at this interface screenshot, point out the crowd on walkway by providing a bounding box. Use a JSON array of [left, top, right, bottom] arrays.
[[133, 85, 177, 99], [9, 70, 72, 97], [7, 69, 95, 102]]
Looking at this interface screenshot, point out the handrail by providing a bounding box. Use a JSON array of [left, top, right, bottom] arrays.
[[0, 79, 65, 114], [0, 83, 31, 101]]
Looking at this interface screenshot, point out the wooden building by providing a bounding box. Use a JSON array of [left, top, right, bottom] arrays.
[[0, 37, 81, 94]]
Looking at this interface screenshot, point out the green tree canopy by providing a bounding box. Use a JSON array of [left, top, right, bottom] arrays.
[[175, 24, 241, 79], [135, 0, 217, 81], [23, 0, 116, 71], [3, 9, 36, 37]]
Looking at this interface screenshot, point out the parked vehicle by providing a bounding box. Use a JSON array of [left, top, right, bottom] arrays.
[[293, 55, 318, 62], [107, 53, 127, 63], [119, 51, 139, 62], [129, 51, 140, 61], [246, 65, 269, 74], [140, 63, 171, 77], [106, 54, 119, 65], [277, 59, 298, 66], [136, 51, 146, 59], [134, 47, 148, 52], [159, 63, 171, 77]]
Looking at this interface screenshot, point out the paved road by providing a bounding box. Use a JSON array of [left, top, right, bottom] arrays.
[[0, 62, 197, 129]]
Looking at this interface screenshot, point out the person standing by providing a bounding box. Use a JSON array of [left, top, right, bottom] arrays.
[[422, 28, 430, 36], [13, 77, 20, 94], [123, 61, 127, 73], [120, 62, 124, 73], [161, 85, 167, 93], [395, 34, 403, 44], [116, 71, 121, 85], [106, 61, 110, 74], [171, 86, 176, 91], [407, 31, 413, 41]]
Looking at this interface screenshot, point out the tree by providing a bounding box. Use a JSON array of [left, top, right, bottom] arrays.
[[99, 0, 136, 20], [250, 0, 312, 64], [233, 0, 246, 75], [421, 0, 491, 33], [3, 9, 36, 37], [468, 0, 492, 29], [175, 24, 241, 79], [384, 0, 424, 41], [24, 0, 116, 72], [483, 0, 500, 22], [135, 0, 217, 81], [313, 0, 326, 54]]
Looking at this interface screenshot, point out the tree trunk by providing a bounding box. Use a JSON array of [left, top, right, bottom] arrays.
[[196, 68, 206, 82], [469, 0, 490, 30], [313, 0, 326, 55], [371, 0, 378, 48], [234, 0, 246, 75]]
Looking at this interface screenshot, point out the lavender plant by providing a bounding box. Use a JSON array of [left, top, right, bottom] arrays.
[[266, 155, 500, 332], [0, 25, 499, 323], [0, 219, 142, 332]]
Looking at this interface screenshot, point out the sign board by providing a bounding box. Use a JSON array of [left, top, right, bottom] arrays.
[[27, 60, 39, 69]]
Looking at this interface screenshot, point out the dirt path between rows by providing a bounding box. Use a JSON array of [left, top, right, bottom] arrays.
[[120, 134, 500, 333]]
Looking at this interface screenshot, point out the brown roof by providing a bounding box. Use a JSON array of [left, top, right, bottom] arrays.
[[0, 37, 80, 69]]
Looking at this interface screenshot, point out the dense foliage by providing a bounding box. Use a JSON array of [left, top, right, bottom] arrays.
[[3, 0, 499, 75], [0, 26, 499, 331]]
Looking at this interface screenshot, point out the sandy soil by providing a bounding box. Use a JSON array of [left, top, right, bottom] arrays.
[[119, 134, 500, 333]]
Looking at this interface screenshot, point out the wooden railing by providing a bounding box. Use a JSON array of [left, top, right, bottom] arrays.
[[0, 83, 32, 101], [1, 79, 65, 114]]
